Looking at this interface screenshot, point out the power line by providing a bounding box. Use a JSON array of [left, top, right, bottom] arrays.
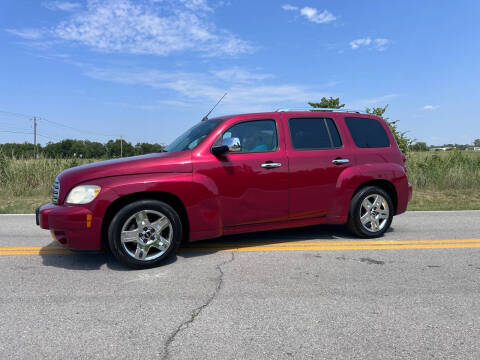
[[38, 117, 119, 138], [0, 110, 33, 119], [0, 109, 122, 141], [0, 122, 32, 132], [37, 133, 62, 141], [0, 130, 33, 135]]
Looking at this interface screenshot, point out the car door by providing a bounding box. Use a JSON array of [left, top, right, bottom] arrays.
[[199, 117, 289, 227], [284, 115, 353, 220]]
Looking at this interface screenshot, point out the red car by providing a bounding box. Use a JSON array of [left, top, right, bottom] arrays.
[[37, 109, 412, 268]]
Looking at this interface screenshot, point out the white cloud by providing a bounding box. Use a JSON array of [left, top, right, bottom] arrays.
[[300, 7, 336, 24], [8, 0, 254, 57], [177, 0, 212, 12], [423, 105, 439, 110], [84, 66, 329, 113], [281, 4, 298, 11], [350, 37, 391, 51], [211, 67, 274, 83], [350, 38, 372, 50], [5, 28, 44, 40], [282, 5, 336, 24], [42, 1, 82, 11], [373, 38, 391, 51], [350, 94, 399, 109]]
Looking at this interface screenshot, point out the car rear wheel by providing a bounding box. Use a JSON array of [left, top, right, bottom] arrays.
[[347, 186, 393, 238], [108, 200, 182, 269]]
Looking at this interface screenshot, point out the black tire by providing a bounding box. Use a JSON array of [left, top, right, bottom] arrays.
[[108, 199, 183, 269], [347, 186, 394, 238]]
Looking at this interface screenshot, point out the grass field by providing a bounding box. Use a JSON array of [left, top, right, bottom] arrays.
[[0, 151, 479, 213], [406, 151, 480, 210], [0, 157, 95, 214]]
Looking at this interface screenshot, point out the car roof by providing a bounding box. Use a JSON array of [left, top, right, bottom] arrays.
[[209, 111, 383, 121]]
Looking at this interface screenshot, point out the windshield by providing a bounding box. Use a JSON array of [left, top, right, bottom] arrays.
[[165, 119, 223, 152]]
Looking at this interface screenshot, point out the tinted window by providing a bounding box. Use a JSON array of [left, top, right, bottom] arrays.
[[326, 118, 342, 148], [166, 119, 223, 152], [289, 118, 336, 150], [345, 117, 390, 148], [221, 120, 278, 153]]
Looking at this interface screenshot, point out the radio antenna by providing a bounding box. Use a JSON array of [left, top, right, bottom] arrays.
[[202, 92, 227, 121]]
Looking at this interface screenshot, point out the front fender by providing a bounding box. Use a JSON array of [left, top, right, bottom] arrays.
[[91, 172, 223, 242], [328, 163, 409, 221]]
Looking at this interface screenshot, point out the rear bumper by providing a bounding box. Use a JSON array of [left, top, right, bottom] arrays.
[[36, 203, 102, 250], [394, 180, 412, 216]]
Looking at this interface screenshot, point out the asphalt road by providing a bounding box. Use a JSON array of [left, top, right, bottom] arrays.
[[1, 211, 480, 359]]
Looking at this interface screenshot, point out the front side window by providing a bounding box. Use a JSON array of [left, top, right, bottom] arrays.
[[218, 119, 278, 153], [345, 117, 390, 148], [289, 117, 342, 150], [165, 119, 223, 152]]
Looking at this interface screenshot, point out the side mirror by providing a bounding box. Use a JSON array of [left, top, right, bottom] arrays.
[[223, 137, 241, 152], [211, 145, 229, 155], [212, 137, 241, 155]]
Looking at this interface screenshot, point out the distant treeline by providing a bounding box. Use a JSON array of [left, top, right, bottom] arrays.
[[0, 139, 477, 159], [0, 139, 165, 158], [409, 142, 479, 151]]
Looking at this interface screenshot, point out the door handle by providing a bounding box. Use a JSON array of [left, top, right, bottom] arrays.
[[332, 158, 350, 165], [261, 162, 282, 169]]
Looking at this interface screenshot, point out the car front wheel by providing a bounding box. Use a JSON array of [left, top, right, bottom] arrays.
[[347, 186, 393, 238], [108, 200, 182, 269]]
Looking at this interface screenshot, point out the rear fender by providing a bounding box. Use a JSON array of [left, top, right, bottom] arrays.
[[328, 163, 408, 222]]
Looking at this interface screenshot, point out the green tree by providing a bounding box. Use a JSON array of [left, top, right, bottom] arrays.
[[70, 141, 87, 158], [105, 139, 135, 158], [134, 142, 165, 155], [84, 141, 106, 158], [410, 142, 428, 152], [0, 142, 37, 158], [365, 105, 414, 154], [308, 97, 345, 109], [474, 139, 480, 147]]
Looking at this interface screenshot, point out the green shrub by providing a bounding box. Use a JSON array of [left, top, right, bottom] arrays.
[[406, 150, 480, 190], [0, 155, 96, 197]]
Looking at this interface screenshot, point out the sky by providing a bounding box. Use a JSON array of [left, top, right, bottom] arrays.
[[1, 0, 479, 146]]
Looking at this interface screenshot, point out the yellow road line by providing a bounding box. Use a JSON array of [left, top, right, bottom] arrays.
[[185, 243, 480, 252], [0, 247, 73, 255], [183, 238, 480, 248], [1, 238, 480, 255]]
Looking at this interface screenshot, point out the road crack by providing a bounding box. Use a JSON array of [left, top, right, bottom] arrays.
[[161, 252, 235, 359]]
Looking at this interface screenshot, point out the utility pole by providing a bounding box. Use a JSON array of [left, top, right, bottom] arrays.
[[32, 116, 37, 159], [120, 135, 123, 158]]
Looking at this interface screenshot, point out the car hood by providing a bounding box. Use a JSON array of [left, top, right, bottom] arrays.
[[57, 151, 192, 199]]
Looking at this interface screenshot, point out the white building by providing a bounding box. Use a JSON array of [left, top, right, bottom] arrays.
[[429, 147, 456, 151]]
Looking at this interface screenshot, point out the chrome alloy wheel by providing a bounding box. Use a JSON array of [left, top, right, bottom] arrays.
[[120, 210, 173, 261], [359, 194, 390, 233]]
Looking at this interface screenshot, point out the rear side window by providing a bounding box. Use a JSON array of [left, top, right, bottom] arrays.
[[289, 118, 342, 150], [345, 117, 390, 148]]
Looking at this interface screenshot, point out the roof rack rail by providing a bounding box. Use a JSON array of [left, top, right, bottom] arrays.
[[275, 107, 367, 114]]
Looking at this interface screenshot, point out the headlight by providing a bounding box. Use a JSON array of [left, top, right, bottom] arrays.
[[66, 185, 101, 204]]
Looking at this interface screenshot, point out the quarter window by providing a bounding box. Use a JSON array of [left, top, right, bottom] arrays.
[[219, 120, 278, 153], [289, 118, 342, 150], [345, 117, 390, 148]]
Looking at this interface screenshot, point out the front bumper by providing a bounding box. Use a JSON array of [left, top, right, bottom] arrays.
[[36, 203, 102, 250]]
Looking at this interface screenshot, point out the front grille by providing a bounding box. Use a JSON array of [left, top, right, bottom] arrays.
[[52, 177, 60, 204]]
